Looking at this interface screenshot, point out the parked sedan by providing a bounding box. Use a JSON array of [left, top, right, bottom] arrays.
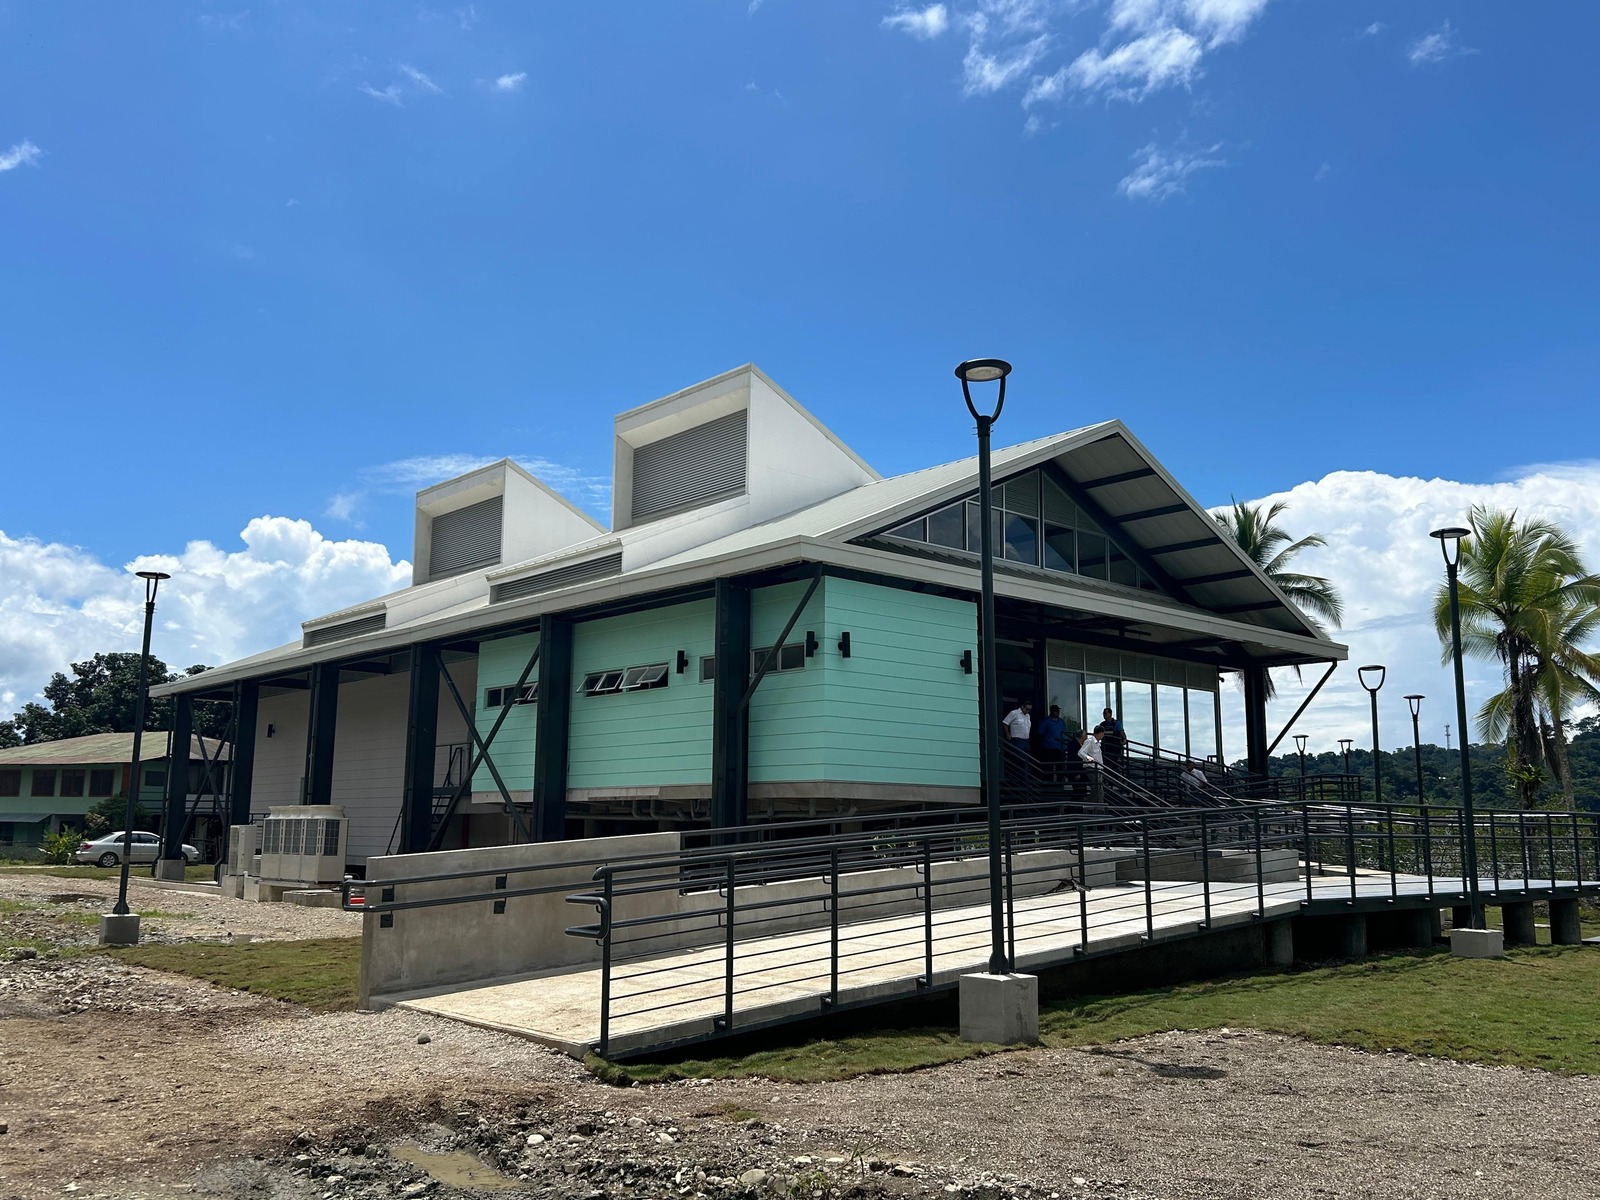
[[75, 831, 199, 867]]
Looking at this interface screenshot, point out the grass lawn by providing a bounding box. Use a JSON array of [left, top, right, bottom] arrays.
[[605, 944, 1600, 1084], [0, 864, 216, 883], [108, 937, 362, 1011]]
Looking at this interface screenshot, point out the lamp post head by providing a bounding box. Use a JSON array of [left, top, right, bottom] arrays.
[[1357, 664, 1386, 694], [134, 569, 172, 603], [1338, 738, 1352, 752], [1294, 734, 1308, 753], [1430, 525, 1471, 569], [954, 358, 1012, 423], [1404, 693, 1424, 718]]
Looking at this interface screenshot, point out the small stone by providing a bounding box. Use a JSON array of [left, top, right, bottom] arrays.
[[326, 1176, 344, 1185], [1072, 1177, 1087, 1187], [416, 1033, 431, 1045], [738, 1168, 770, 1189], [0, 1122, 7, 1134], [401, 1185, 430, 1198], [527, 1133, 546, 1146]]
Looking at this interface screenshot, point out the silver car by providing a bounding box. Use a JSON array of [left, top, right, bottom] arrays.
[[74, 831, 199, 867]]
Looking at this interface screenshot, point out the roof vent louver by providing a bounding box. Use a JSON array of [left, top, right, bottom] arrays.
[[428, 495, 503, 580], [630, 410, 747, 522], [491, 552, 623, 605], [303, 611, 387, 648]]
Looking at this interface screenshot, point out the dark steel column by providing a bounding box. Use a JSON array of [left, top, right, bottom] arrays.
[[1243, 665, 1270, 777], [159, 693, 194, 864], [400, 644, 442, 854], [711, 579, 752, 833], [533, 619, 573, 842], [303, 663, 340, 805], [228, 681, 259, 827]]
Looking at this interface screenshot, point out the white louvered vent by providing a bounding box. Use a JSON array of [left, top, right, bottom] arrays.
[[429, 496, 503, 580], [631, 410, 748, 522], [303, 611, 386, 648], [490, 552, 624, 605], [1085, 648, 1122, 677]]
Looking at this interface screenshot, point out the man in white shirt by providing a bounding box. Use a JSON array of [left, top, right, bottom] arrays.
[[1001, 701, 1033, 751], [1077, 728, 1105, 769]]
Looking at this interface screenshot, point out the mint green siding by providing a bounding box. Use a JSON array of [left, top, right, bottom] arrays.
[[818, 578, 979, 787], [471, 634, 540, 794], [568, 599, 715, 788], [747, 581, 830, 783]]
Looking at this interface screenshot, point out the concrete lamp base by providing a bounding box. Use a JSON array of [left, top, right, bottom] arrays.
[[153, 858, 188, 882], [1450, 928, 1504, 959], [959, 972, 1039, 1045], [99, 914, 141, 946]]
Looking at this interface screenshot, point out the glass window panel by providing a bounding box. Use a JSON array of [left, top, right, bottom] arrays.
[[88, 769, 115, 796], [1085, 676, 1117, 729], [0, 769, 20, 797], [1043, 525, 1075, 573], [1078, 531, 1109, 580], [1156, 684, 1188, 758], [699, 655, 716, 682], [1002, 513, 1039, 565], [779, 643, 806, 671], [964, 501, 1001, 554], [927, 504, 965, 550], [1121, 680, 1154, 752], [1108, 543, 1139, 587], [59, 769, 85, 797], [886, 518, 925, 540], [1187, 689, 1219, 764], [143, 768, 166, 788], [1047, 669, 1083, 734], [1002, 472, 1039, 517], [31, 770, 56, 797]]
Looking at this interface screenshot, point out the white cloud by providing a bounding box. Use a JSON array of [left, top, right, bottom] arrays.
[[1313, 161, 1330, 182], [493, 72, 527, 92], [1065, 27, 1204, 99], [359, 83, 404, 107], [1219, 464, 1600, 760], [1362, 21, 1386, 37], [457, 5, 479, 31], [197, 10, 249, 33], [1408, 20, 1475, 66], [325, 453, 611, 526], [963, 27, 1051, 96], [0, 521, 411, 714], [1117, 138, 1225, 200], [883, 4, 950, 39], [0, 140, 43, 172], [400, 64, 443, 94]]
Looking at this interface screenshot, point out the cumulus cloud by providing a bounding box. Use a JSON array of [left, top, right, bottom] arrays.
[[0, 140, 43, 172], [1117, 138, 1226, 200], [1063, 27, 1204, 100], [1218, 463, 1600, 761], [493, 72, 527, 92], [883, 4, 950, 39], [1408, 20, 1475, 66], [0, 521, 411, 715]]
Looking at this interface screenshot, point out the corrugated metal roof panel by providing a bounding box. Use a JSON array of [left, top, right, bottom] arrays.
[[0, 734, 230, 767]]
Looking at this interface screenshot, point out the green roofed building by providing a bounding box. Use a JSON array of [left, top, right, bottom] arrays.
[[0, 732, 228, 855], [151, 365, 1345, 871]]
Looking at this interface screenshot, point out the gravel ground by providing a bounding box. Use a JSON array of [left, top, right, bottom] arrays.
[[3, 872, 1598, 1200]]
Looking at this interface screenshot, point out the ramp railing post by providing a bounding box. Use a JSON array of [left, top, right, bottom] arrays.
[[1200, 810, 1212, 928], [599, 870, 613, 1058], [1076, 821, 1089, 955], [720, 855, 736, 1032], [919, 836, 934, 988], [1302, 805, 1314, 905], [1423, 805, 1435, 898], [1141, 820, 1154, 941], [1386, 807, 1398, 902], [1545, 811, 1557, 890], [828, 846, 840, 1007], [1004, 829, 1017, 969], [1345, 804, 1357, 904], [1489, 810, 1500, 892], [1572, 811, 1584, 890], [1253, 807, 1265, 918]]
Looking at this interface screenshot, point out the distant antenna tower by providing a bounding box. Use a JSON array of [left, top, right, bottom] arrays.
[[1444, 724, 1452, 751]]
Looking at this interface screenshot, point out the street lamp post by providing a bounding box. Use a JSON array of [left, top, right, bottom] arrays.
[[103, 569, 170, 945], [1358, 665, 1386, 805], [1404, 695, 1426, 805], [957, 357, 1013, 976], [1338, 738, 1353, 776], [1432, 525, 1483, 927], [1293, 734, 1309, 802]]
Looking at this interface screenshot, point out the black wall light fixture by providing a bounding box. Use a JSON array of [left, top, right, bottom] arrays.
[[960, 649, 973, 674], [805, 630, 819, 658], [676, 649, 689, 674], [837, 631, 852, 658]]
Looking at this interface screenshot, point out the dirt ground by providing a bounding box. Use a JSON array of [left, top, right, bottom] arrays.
[[3, 871, 1599, 1200]]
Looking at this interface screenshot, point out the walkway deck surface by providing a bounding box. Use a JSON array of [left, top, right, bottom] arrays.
[[385, 870, 1578, 1057]]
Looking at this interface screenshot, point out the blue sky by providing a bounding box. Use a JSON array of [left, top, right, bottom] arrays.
[[3, 1, 1598, 751]]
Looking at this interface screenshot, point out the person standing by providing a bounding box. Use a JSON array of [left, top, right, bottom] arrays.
[[1094, 707, 1125, 766], [1001, 700, 1033, 754], [1037, 704, 1067, 780], [1077, 728, 1105, 769]]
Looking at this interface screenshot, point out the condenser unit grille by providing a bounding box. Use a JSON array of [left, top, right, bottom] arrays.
[[429, 496, 504, 580], [490, 552, 623, 604], [631, 410, 748, 521]]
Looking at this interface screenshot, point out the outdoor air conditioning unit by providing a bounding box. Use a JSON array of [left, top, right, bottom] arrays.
[[258, 805, 348, 886], [225, 823, 257, 877]]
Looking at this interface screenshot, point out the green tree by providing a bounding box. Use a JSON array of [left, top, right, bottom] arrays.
[[0, 654, 229, 745], [1433, 506, 1600, 809], [1215, 498, 1345, 699]]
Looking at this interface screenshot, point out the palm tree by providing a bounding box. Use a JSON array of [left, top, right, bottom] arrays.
[[1433, 506, 1600, 808], [1215, 500, 1345, 698]]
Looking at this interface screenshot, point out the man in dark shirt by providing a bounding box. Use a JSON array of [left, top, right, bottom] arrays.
[[1094, 707, 1125, 767], [1037, 704, 1067, 782]]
